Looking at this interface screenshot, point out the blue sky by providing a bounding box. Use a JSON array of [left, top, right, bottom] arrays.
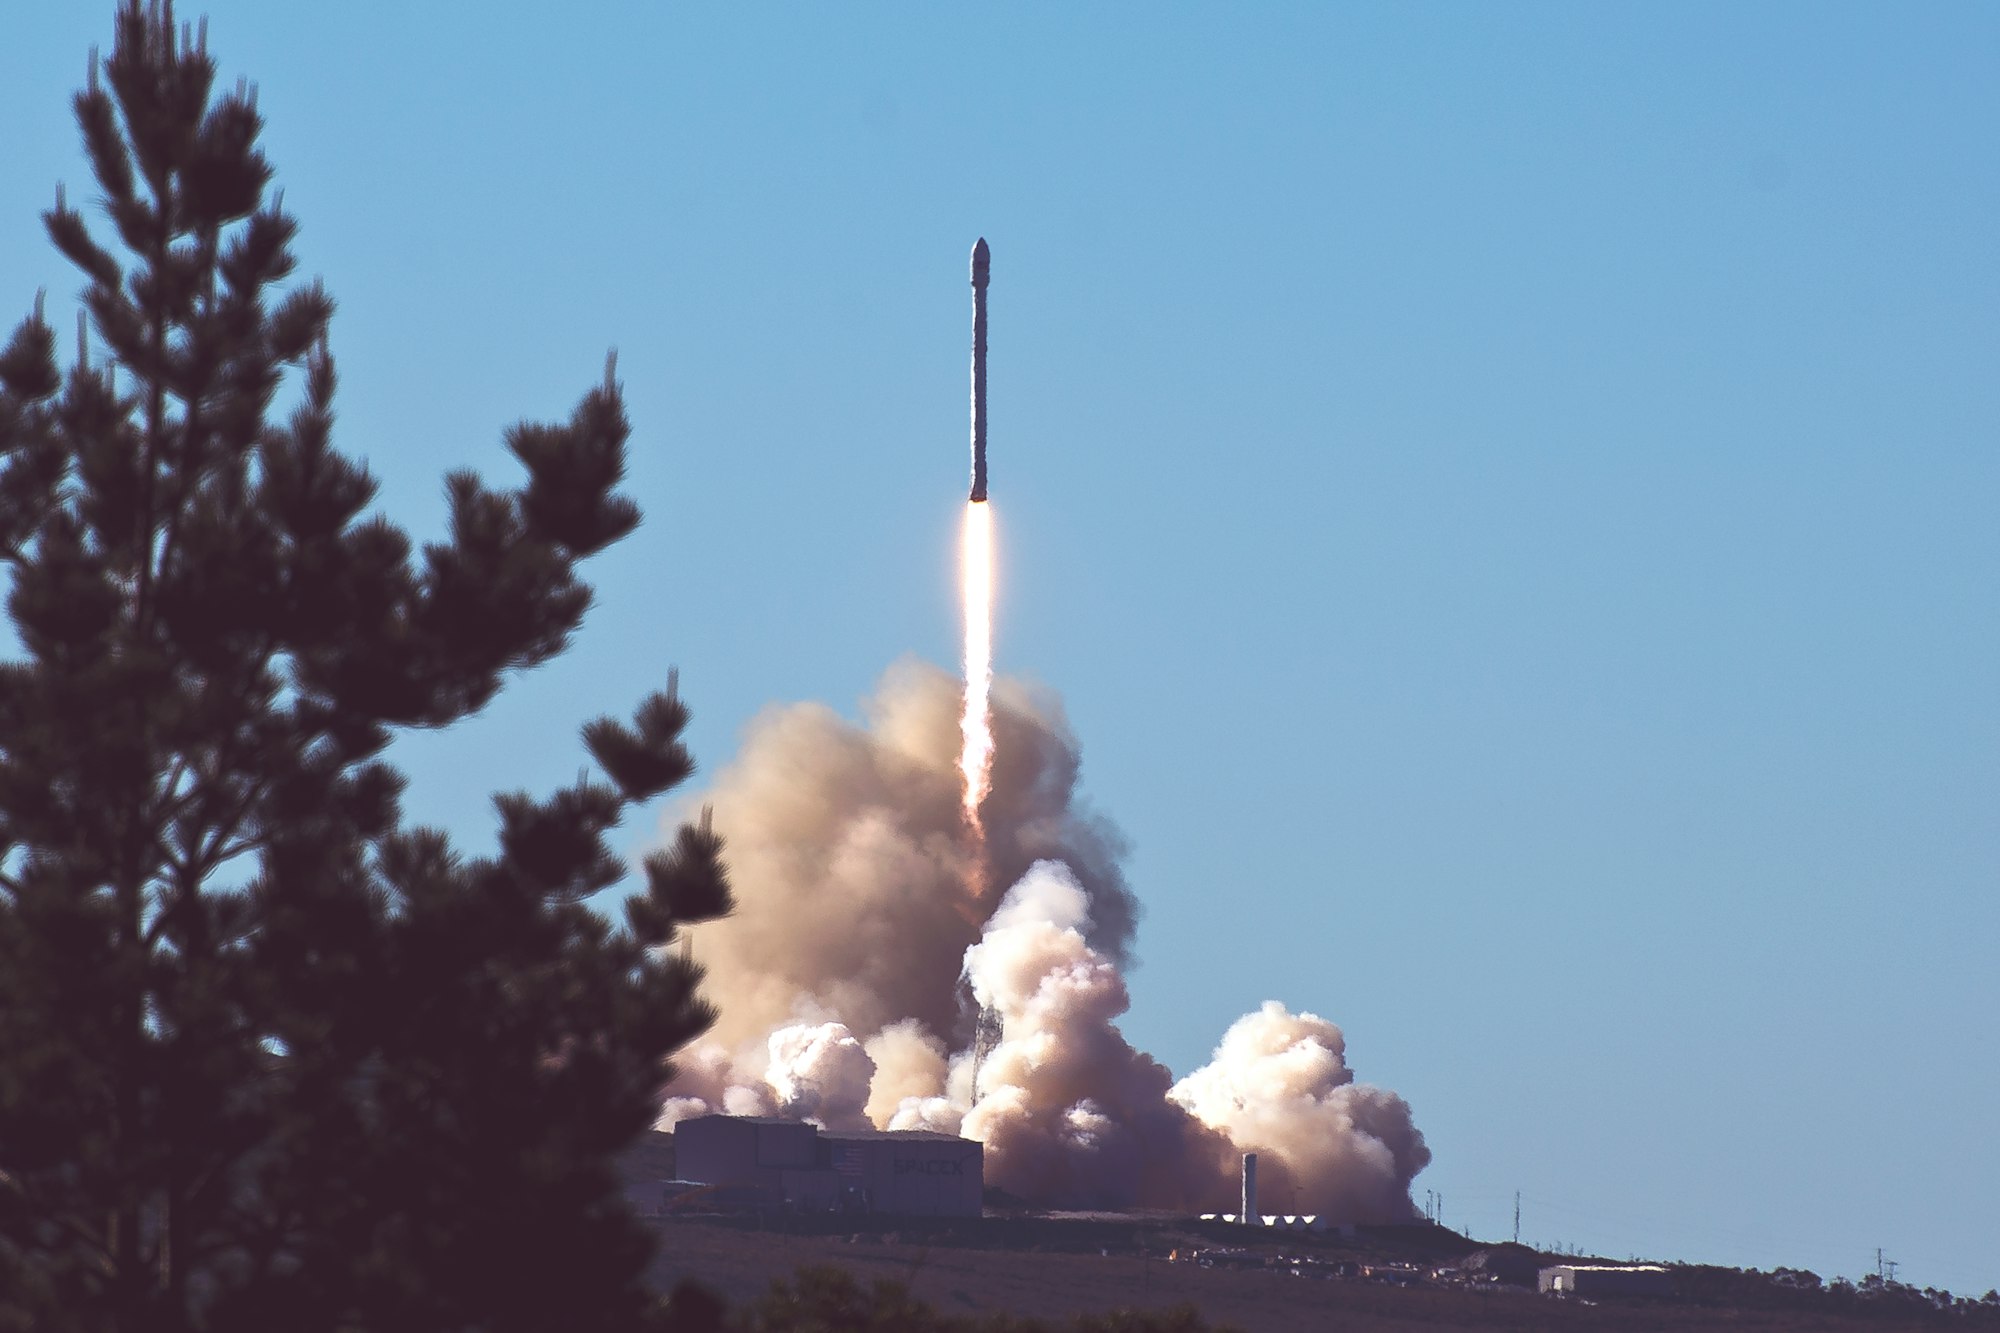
[[5, 1, 1996, 1295]]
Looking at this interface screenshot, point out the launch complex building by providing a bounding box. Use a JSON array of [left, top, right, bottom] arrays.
[[670, 1114, 984, 1219]]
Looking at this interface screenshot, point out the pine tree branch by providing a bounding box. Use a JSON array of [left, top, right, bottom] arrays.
[[149, 224, 224, 595], [158, 753, 193, 813], [149, 782, 266, 949], [207, 830, 270, 868], [130, 78, 174, 644], [151, 627, 287, 931], [176, 745, 272, 878], [0, 1181, 113, 1272]]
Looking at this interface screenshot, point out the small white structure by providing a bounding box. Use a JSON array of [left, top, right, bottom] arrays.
[[1540, 1264, 1673, 1298], [1198, 1212, 1326, 1232]]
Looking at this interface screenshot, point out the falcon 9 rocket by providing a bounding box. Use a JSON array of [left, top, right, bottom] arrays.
[[969, 237, 990, 503]]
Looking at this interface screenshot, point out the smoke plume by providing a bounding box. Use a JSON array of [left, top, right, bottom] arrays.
[[680, 660, 1135, 1053], [954, 862, 1236, 1209], [660, 662, 1428, 1221], [1170, 1003, 1431, 1222]]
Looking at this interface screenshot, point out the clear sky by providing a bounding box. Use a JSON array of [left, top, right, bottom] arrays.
[[5, 1, 1995, 1297]]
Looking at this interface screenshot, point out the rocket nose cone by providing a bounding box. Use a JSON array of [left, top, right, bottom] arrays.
[[971, 237, 990, 285]]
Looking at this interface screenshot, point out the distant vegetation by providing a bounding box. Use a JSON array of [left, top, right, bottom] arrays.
[[668, 1259, 2000, 1332], [667, 1266, 1237, 1333], [1674, 1265, 2000, 1325], [639, 1212, 2000, 1333]]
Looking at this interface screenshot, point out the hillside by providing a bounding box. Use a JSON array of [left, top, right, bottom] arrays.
[[638, 1210, 2000, 1331]]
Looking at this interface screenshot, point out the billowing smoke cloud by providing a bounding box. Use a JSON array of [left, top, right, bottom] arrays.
[[765, 1022, 875, 1131], [955, 863, 1236, 1209], [1171, 1004, 1430, 1222], [863, 1019, 949, 1128], [681, 660, 1135, 1054], [660, 662, 1428, 1221]]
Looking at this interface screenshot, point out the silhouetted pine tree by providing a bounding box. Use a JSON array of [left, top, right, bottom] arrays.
[[0, 6, 730, 1330]]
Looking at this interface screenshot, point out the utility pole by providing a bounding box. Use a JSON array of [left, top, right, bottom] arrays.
[[1514, 1192, 1521, 1245]]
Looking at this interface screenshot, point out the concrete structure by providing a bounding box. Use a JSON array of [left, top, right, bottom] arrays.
[[1239, 1153, 1257, 1226], [673, 1115, 983, 1218], [1539, 1264, 1674, 1298]]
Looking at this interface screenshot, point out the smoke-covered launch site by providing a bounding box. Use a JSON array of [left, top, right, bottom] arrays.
[[654, 242, 1430, 1224]]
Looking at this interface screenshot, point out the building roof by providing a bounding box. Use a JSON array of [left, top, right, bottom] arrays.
[[675, 1114, 976, 1145], [820, 1129, 979, 1145]]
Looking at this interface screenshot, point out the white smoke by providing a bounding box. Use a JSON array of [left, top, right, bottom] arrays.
[[1171, 1003, 1430, 1222], [765, 1022, 876, 1131], [863, 1019, 949, 1127], [675, 660, 1137, 1056], [957, 863, 1235, 1209], [657, 663, 1429, 1220]]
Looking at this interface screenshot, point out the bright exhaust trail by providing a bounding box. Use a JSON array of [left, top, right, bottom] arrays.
[[959, 499, 995, 872]]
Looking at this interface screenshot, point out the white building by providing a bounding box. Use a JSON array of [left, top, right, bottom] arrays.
[[1539, 1264, 1674, 1297]]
